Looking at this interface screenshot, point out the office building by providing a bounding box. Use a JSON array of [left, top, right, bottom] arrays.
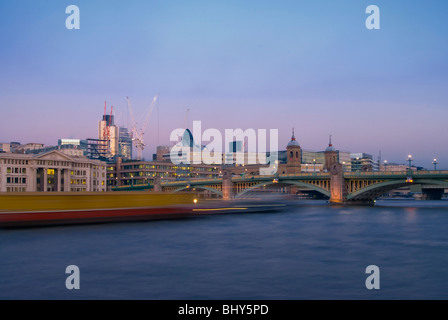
[[0, 150, 107, 193], [351, 153, 379, 172], [99, 105, 119, 158], [118, 127, 133, 160]]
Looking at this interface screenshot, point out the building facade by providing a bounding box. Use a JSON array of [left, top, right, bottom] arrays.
[[118, 127, 133, 160], [99, 106, 119, 158], [286, 130, 301, 174], [351, 153, 379, 172], [0, 150, 107, 193], [107, 158, 221, 189]]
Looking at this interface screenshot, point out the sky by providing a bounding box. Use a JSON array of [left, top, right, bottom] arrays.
[[0, 0, 447, 168]]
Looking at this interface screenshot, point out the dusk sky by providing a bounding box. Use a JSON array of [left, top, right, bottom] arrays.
[[0, 1, 447, 168]]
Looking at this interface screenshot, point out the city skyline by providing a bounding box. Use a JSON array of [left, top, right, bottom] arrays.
[[1, 1, 447, 168]]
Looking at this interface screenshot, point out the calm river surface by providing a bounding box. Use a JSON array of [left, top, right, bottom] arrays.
[[1, 200, 448, 300]]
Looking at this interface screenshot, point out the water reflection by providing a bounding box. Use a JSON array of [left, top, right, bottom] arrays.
[[1, 199, 448, 299]]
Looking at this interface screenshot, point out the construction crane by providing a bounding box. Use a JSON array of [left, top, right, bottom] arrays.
[[126, 94, 159, 160]]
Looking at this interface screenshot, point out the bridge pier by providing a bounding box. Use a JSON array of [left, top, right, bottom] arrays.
[[153, 177, 162, 192], [222, 170, 234, 200], [329, 163, 347, 204]]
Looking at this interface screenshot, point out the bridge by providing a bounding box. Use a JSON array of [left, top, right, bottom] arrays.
[[114, 166, 448, 204]]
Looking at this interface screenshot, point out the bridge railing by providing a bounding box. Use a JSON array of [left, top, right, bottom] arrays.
[[160, 170, 448, 186], [232, 172, 330, 180], [344, 170, 448, 177], [161, 178, 221, 186]]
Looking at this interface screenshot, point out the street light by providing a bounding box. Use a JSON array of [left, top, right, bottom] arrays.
[[407, 155, 413, 170], [384, 160, 388, 172], [313, 159, 316, 173], [433, 158, 439, 171]]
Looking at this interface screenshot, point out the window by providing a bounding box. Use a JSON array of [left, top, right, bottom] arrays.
[[7, 177, 11, 184], [7, 167, 11, 173]]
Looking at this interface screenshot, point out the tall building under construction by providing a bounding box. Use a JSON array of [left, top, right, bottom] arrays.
[[99, 103, 133, 160]]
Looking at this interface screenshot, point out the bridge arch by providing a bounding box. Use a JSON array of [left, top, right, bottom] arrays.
[[347, 179, 448, 201], [235, 180, 330, 199], [171, 186, 223, 197]]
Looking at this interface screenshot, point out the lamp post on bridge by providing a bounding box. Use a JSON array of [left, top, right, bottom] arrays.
[[406, 155, 414, 183], [433, 158, 439, 171], [407, 155, 414, 171], [384, 160, 388, 172]]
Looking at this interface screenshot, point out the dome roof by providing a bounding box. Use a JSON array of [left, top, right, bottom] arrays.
[[288, 139, 300, 147], [325, 135, 336, 152], [287, 129, 300, 147]]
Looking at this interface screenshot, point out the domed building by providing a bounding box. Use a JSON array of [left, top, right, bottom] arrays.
[[324, 135, 338, 171], [286, 129, 301, 174]]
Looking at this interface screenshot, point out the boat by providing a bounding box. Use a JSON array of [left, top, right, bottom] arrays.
[[191, 195, 290, 216], [0, 192, 198, 228]]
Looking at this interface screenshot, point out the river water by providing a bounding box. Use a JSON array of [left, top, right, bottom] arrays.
[[1, 200, 448, 300]]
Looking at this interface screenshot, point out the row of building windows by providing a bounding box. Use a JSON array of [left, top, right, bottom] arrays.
[[36, 160, 72, 167], [71, 170, 87, 176], [6, 187, 27, 192], [35, 160, 93, 168], [121, 164, 218, 172], [2, 160, 105, 170], [6, 177, 27, 184], [92, 172, 106, 178], [73, 162, 92, 168], [118, 171, 216, 178], [71, 179, 86, 185], [2, 159, 29, 165], [5, 167, 27, 174]]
